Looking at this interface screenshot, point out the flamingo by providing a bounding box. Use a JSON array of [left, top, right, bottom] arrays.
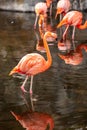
[[55, 0, 71, 20], [57, 10, 87, 40], [58, 43, 87, 65], [11, 111, 54, 130], [34, 0, 54, 29], [9, 31, 57, 94], [34, 2, 48, 29]]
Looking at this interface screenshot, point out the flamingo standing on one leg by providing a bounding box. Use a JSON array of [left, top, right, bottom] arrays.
[[57, 10, 87, 41], [55, 0, 71, 20], [9, 31, 57, 95]]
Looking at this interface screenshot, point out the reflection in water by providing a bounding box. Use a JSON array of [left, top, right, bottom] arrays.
[[0, 11, 87, 130], [57, 38, 71, 52], [58, 42, 87, 65], [34, 29, 46, 53], [11, 111, 54, 130]]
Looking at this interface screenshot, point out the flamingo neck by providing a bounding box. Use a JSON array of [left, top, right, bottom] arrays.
[[77, 21, 87, 29], [43, 35, 52, 67]]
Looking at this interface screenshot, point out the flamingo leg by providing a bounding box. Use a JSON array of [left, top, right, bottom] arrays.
[[50, 3, 52, 16], [34, 15, 39, 29], [21, 75, 29, 93], [72, 26, 76, 40], [63, 25, 69, 40], [29, 75, 34, 111], [60, 14, 62, 22], [59, 14, 63, 36], [72, 26, 76, 50], [29, 75, 34, 95]]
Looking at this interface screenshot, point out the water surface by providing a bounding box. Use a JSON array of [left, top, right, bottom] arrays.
[[0, 11, 87, 130]]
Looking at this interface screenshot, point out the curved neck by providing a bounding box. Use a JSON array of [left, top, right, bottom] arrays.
[[43, 34, 52, 67], [77, 21, 87, 29]]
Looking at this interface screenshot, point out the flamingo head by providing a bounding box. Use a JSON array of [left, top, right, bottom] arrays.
[[55, 8, 64, 19], [46, 0, 52, 8], [35, 2, 47, 15], [44, 31, 57, 40]]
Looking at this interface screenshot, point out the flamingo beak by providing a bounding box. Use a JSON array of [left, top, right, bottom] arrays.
[[9, 67, 18, 75], [57, 19, 67, 28], [57, 22, 62, 28], [55, 8, 64, 19]]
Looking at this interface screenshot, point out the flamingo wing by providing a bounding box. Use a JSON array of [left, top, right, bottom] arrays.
[[17, 53, 46, 75], [63, 11, 82, 26]]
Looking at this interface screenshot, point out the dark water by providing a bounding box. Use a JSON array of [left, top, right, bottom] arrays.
[[0, 10, 87, 130]]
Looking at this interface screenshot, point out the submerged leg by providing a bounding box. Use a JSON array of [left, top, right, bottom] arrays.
[[21, 75, 28, 93]]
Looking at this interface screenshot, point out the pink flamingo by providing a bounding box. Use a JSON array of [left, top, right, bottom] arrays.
[[9, 31, 57, 94], [57, 10, 87, 40], [34, 2, 48, 29]]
